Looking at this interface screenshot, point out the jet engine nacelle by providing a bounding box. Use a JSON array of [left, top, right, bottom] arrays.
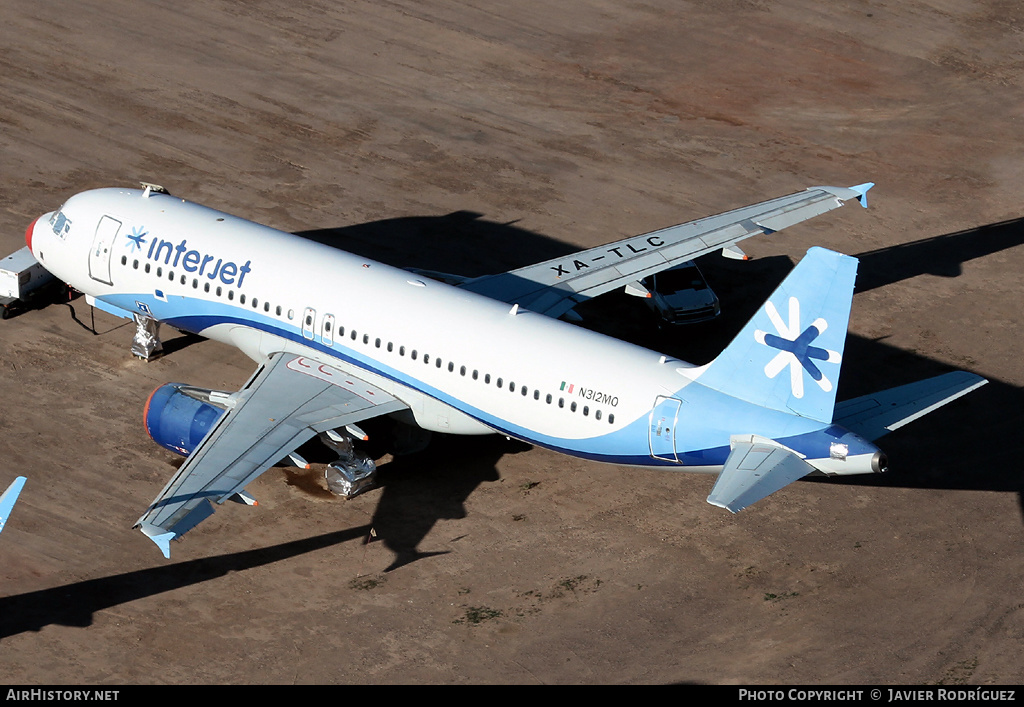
[[144, 383, 229, 456]]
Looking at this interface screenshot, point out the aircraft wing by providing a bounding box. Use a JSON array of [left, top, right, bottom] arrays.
[[460, 183, 873, 318], [707, 438, 815, 513], [833, 371, 988, 442], [0, 476, 27, 535], [135, 353, 407, 558]]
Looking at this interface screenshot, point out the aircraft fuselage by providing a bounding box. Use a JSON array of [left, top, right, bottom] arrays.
[[26, 188, 880, 476]]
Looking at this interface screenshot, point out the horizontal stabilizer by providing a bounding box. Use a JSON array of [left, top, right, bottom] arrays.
[[833, 371, 987, 441], [0, 476, 27, 534], [707, 439, 815, 513]]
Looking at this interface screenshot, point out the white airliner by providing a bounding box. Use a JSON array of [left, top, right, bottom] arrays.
[[24, 182, 986, 558]]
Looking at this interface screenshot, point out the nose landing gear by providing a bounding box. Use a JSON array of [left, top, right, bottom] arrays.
[[131, 312, 163, 360]]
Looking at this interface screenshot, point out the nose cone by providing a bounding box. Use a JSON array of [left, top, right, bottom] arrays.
[[25, 216, 38, 255]]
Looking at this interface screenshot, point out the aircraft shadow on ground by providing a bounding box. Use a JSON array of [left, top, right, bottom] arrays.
[[0, 526, 371, 639], [0, 433, 523, 638], [853, 216, 1024, 294], [368, 433, 531, 572], [294, 211, 578, 278]]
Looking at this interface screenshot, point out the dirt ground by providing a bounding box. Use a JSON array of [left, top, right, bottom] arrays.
[[1, 0, 1022, 686]]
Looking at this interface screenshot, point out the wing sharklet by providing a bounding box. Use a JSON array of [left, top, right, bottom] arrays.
[[138, 522, 177, 559]]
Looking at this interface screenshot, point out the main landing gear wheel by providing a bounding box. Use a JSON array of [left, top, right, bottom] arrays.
[[320, 430, 377, 498]]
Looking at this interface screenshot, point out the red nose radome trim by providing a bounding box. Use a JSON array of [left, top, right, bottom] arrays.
[[25, 216, 38, 254]]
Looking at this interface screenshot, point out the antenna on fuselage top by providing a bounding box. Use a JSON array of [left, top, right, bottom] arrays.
[[140, 182, 170, 198]]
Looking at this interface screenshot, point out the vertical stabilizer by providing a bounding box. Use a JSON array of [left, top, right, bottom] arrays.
[[697, 247, 858, 423]]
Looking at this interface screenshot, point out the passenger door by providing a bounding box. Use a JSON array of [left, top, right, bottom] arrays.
[[89, 216, 121, 286], [649, 396, 681, 463]]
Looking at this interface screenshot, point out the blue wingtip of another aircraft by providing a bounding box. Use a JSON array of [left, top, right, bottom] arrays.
[[0, 476, 27, 535]]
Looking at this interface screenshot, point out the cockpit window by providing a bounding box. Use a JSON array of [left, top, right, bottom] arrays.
[[49, 210, 72, 240]]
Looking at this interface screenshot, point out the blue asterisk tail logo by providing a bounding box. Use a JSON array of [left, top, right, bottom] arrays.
[[125, 226, 148, 252], [754, 297, 841, 398]]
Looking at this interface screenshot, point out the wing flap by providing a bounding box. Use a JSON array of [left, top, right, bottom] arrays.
[[135, 353, 408, 556], [696, 222, 750, 249], [754, 196, 838, 232], [833, 371, 987, 441], [707, 439, 816, 513]]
